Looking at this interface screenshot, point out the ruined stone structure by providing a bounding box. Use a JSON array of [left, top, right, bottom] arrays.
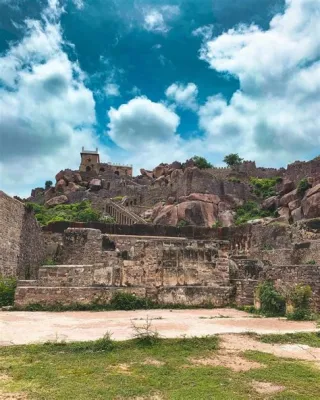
[[14, 219, 320, 310], [79, 147, 133, 177], [0, 191, 45, 279]]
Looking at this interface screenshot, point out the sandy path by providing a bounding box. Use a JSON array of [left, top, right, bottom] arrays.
[[0, 309, 317, 345]]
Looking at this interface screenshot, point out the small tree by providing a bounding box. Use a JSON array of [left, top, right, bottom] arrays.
[[45, 180, 53, 189], [223, 153, 243, 167], [192, 156, 213, 169]]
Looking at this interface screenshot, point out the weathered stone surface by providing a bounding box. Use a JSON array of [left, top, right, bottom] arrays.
[[55, 179, 66, 191], [44, 186, 56, 202], [140, 168, 153, 179], [291, 207, 303, 222], [279, 189, 299, 206], [288, 199, 301, 211], [169, 161, 182, 170], [73, 173, 82, 183], [218, 210, 235, 227], [0, 191, 45, 279], [65, 182, 79, 193], [45, 195, 68, 207], [280, 179, 295, 195], [302, 192, 320, 219], [89, 179, 102, 191], [278, 206, 290, 220], [153, 165, 167, 178], [183, 193, 221, 204], [305, 183, 320, 198], [167, 196, 175, 205], [153, 205, 178, 225], [177, 201, 218, 227], [262, 196, 279, 211]]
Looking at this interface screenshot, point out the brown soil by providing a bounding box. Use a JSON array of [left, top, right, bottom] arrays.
[[0, 393, 28, 400], [251, 380, 285, 394], [142, 358, 165, 366], [191, 353, 263, 372]]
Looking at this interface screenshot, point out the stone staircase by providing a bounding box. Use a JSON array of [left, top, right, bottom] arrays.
[[105, 199, 147, 225]]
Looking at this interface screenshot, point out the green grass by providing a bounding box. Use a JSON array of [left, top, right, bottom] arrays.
[[1, 335, 320, 399], [258, 332, 320, 348]]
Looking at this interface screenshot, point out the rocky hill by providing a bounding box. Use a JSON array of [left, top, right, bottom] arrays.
[[26, 155, 320, 228]]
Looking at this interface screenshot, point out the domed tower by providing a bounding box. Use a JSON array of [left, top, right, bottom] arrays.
[[79, 147, 100, 172]]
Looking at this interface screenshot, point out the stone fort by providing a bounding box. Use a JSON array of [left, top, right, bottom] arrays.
[[1, 150, 320, 309]]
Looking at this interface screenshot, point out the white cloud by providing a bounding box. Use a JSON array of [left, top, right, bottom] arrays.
[[192, 25, 213, 41], [142, 5, 180, 34], [0, 0, 104, 197], [107, 96, 205, 171], [165, 82, 199, 111], [72, 0, 84, 9], [197, 0, 320, 164], [104, 83, 120, 97], [107, 96, 180, 150]]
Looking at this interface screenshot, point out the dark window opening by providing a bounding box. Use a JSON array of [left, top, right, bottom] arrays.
[[106, 182, 110, 190], [100, 167, 105, 172], [102, 237, 116, 251], [114, 171, 120, 176], [86, 166, 91, 172]]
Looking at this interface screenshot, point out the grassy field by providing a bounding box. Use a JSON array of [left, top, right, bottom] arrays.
[[0, 333, 320, 399]]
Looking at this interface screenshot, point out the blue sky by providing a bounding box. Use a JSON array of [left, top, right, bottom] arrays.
[[0, 0, 319, 196]]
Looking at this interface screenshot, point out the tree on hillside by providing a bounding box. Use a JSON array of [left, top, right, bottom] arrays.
[[45, 180, 53, 189], [223, 153, 243, 167], [192, 156, 213, 169]]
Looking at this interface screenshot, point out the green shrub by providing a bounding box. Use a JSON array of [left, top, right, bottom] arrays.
[[249, 177, 281, 199], [228, 177, 241, 183], [27, 200, 103, 226], [257, 281, 285, 317], [109, 292, 154, 310], [297, 178, 311, 195], [0, 276, 17, 307], [212, 221, 222, 228], [177, 219, 189, 228], [235, 201, 275, 225], [45, 180, 53, 189], [287, 284, 313, 321], [192, 156, 213, 169], [306, 260, 316, 265], [223, 153, 243, 167]]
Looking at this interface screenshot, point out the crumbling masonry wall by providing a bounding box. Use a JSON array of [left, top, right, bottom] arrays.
[[0, 191, 45, 278]]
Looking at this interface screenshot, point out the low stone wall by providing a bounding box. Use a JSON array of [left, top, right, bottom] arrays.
[[0, 191, 45, 279]]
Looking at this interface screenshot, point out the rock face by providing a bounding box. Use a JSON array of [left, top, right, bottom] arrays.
[[302, 192, 320, 219], [45, 195, 68, 207], [152, 192, 226, 227], [279, 189, 299, 207], [262, 196, 279, 211]]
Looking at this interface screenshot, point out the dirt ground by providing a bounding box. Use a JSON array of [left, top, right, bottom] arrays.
[[0, 308, 317, 345]]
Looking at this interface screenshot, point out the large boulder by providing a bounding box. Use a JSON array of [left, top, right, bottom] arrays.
[[279, 189, 299, 207], [288, 199, 301, 211], [305, 183, 320, 198], [278, 206, 290, 221], [262, 196, 279, 211], [218, 210, 235, 227], [153, 205, 178, 226], [177, 201, 218, 226], [45, 195, 68, 207], [301, 192, 320, 219], [44, 186, 56, 202], [291, 207, 303, 222], [64, 182, 79, 193], [153, 164, 167, 178], [55, 169, 74, 184], [140, 168, 153, 179], [279, 179, 295, 196], [169, 161, 182, 170], [182, 193, 221, 204], [73, 173, 82, 184], [55, 179, 66, 191]]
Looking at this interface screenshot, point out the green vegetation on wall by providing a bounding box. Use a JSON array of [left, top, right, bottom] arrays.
[[256, 281, 286, 317], [192, 156, 213, 169], [26, 200, 105, 226], [234, 201, 275, 225], [0, 276, 17, 307], [249, 177, 282, 199], [297, 178, 311, 195], [223, 153, 243, 167]]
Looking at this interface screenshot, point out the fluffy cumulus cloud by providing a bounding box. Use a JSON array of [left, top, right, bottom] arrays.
[[165, 82, 199, 111], [0, 0, 102, 196], [142, 5, 180, 34], [197, 0, 320, 164], [106, 96, 206, 171]]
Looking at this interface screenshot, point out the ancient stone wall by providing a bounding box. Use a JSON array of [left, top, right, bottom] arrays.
[[0, 191, 45, 278]]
